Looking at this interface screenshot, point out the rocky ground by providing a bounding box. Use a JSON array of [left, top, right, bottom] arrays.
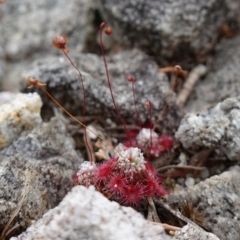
[[0, 0, 240, 239]]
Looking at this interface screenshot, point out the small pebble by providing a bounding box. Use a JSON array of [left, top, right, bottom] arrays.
[[185, 177, 195, 187]]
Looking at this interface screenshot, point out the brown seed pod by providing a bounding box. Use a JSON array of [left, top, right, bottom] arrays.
[[52, 35, 67, 50], [104, 26, 112, 35], [127, 76, 135, 82], [28, 77, 46, 89]]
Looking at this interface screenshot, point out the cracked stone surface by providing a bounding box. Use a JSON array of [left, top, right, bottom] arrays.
[[176, 96, 240, 160], [0, 117, 82, 236], [98, 0, 240, 66], [168, 166, 240, 240], [174, 223, 220, 240]]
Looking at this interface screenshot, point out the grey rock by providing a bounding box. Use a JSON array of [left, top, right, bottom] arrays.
[[1, 0, 96, 90], [21, 50, 183, 134], [176, 96, 240, 160], [11, 185, 172, 240], [98, 0, 239, 65], [3, 0, 94, 60], [173, 223, 220, 240], [168, 166, 240, 240], [0, 117, 82, 236], [186, 35, 240, 111]]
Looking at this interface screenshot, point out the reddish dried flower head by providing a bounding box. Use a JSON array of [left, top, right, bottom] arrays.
[[127, 76, 135, 82], [28, 77, 46, 89], [52, 35, 69, 53], [104, 26, 112, 35]]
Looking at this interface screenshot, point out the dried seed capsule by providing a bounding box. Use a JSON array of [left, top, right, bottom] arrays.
[[52, 35, 67, 50], [127, 76, 135, 82], [104, 26, 112, 35]]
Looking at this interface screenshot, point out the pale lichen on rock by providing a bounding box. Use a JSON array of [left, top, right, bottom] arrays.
[[0, 92, 42, 148], [11, 186, 171, 240], [169, 166, 240, 240], [175, 97, 240, 160], [173, 223, 220, 240]]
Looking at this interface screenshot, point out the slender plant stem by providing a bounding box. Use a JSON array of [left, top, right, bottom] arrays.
[[131, 82, 141, 127], [62, 51, 93, 164], [99, 22, 131, 144]]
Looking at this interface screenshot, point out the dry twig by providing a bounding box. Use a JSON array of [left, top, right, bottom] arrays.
[[84, 129, 96, 163], [157, 165, 206, 172], [176, 65, 207, 107], [150, 221, 181, 232], [147, 197, 161, 222], [159, 67, 188, 77], [147, 197, 181, 235]]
